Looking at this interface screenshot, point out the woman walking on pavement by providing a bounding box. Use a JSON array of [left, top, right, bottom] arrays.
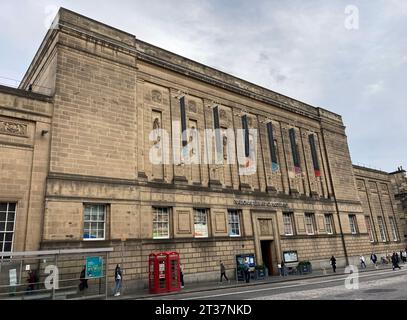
[[219, 260, 229, 283], [113, 264, 123, 296]]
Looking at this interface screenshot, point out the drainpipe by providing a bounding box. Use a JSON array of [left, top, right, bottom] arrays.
[[320, 128, 349, 266]]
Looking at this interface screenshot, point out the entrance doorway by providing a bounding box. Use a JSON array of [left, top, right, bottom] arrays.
[[260, 240, 273, 276]]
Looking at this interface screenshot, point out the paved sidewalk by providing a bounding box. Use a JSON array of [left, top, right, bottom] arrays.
[[110, 263, 402, 300]]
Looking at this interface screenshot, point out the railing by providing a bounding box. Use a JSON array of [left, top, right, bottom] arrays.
[[0, 248, 113, 300]]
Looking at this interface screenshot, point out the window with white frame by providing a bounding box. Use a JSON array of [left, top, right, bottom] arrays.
[[83, 204, 106, 240], [324, 214, 334, 235], [228, 210, 241, 237], [194, 208, 209, 238], [283, 213, 294, 235], [304, 213, 316, 235], [389, 217, 398, 241], [377, 216, 387, 242], [349, 214, 358, 234], [0, 202, 16, 254], [153, 207, 170, 239], [365, 216, 375, 242]]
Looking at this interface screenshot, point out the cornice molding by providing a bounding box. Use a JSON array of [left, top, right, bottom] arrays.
[[0, 85, 53, 103]]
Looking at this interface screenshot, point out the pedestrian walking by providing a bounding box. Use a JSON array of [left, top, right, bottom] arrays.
[[280, 260, 287, 276], [79, 266, 88, 292], [402, 250, 407, 263], [370, 252, 378, 267], [330, 256, 337, 273], [219, 260, 229, 283], [391, 252, 401, 271], [113, 264, 123, 296], [360, 255, 366, 269], [277, 262, 282, 276], [180, 264, 184, 288], [26, 270, 36, 294], [243, 259, 250, 283]]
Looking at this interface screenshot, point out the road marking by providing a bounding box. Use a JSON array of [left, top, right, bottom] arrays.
[[181, 268, 407, 300]]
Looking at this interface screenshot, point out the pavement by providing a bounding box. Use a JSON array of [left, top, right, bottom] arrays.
[[110, 262, 403, 300]]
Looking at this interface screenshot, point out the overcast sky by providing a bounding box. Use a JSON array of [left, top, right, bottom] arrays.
[[0, 0, 406, 172]]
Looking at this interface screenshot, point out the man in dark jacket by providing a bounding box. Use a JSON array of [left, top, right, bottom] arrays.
[[79, 266, 88, 292], [392, 252, 401, 271], [330, 256, 337, 273], [243, 260, 250, 283], [370, 253, 378, 267], [26, 270, 36, 294]]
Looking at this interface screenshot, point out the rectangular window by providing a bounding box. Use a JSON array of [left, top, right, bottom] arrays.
[[83, 204, 106, 240], [267, 122, 279, 171], [349, 214, 358, 234], [365, 216, 374, 242], [309, 134, 321, 177], [228, 210, 241, 237], [289, 128, 301, 174], [324, 214, 334, 235], [377, 216, 387, 242], [153, 207, 170, 239], [389, 217, 398, 241], [194, 209, 209, 238], [283, 213, 294, 235], [304, 213, 316, 235], [0, 202, 16, 254]]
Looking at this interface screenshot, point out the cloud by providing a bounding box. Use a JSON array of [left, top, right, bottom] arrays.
[[0, 0, 406, 171], [365, 81, 384, 95]]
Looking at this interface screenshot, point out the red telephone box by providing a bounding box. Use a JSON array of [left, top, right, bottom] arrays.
[[149, 251, 180, 294], [166, 251, 181, 292]]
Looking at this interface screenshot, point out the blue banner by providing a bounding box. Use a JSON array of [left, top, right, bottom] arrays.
[[86, 256, 103, 278]]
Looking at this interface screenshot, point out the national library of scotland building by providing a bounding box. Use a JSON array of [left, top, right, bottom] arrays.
[[0, 8, 405, 289]]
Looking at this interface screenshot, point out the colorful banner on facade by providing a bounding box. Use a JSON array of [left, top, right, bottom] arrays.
[[241, 115, 250, 157], [267, 122, 279, 172], [289, 128, 301, 175], [272, 162, 280, 172], [180, 96, 187, 148]]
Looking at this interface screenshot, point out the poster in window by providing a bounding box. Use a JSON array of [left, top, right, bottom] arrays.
[[283, 251, 298, 263], [194, 223, 208, 238], [9, 269, 17, 286]]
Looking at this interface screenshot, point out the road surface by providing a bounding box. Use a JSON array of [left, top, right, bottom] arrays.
[[137, 267, 407, 300]]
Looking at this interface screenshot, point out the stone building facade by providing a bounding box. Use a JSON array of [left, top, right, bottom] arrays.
[[353, 166, 405, 257], [0, 8, 405, 288], [390, 167, 407, 241]]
